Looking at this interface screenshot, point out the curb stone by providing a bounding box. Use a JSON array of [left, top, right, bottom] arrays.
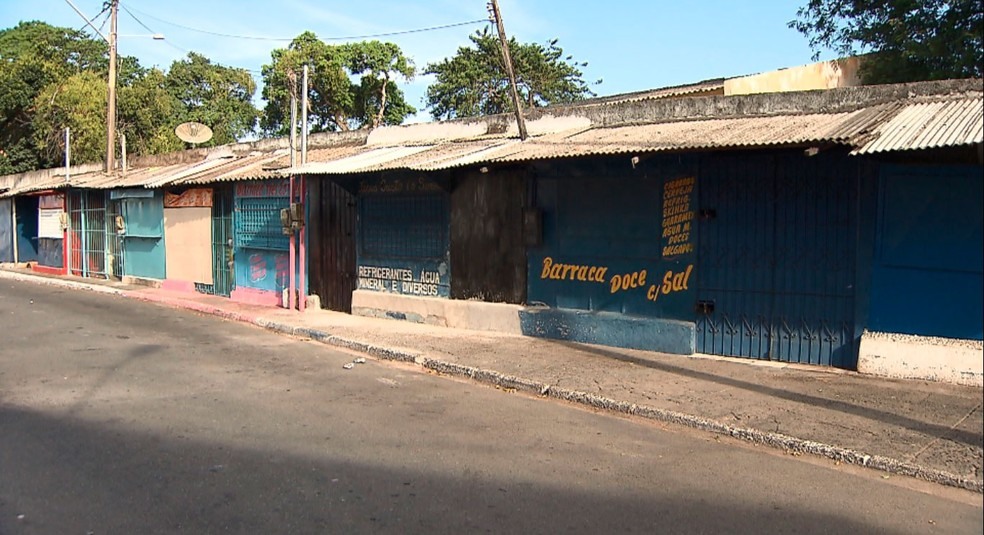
[[289, 321, 984, 494], [0, 269, 125, 296], [4, 268, 981, 494]]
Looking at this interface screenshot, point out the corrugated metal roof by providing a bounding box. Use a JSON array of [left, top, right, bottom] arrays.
[[572, 79, 726, 106], [0, 173, 77, 197], [853, 98, 984, 154], [287, 140, 520, 175], [70, 161, 206, 189], [171, 152, 290, 185], [488, 106, 891, 163], [408, 140, 519, 170], [4, 84, 979, 195], [292, 145, 434, 175]]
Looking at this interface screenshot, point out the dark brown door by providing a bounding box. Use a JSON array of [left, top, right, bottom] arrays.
[[308, 178, 357, 312]]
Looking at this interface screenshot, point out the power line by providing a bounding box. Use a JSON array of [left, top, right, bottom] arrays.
[[123, 5, 486, 42], [64, 0, 108, 40], [118, 3, 155, 35], [319, 20, 489, 40], [118, 3, 262, 75], [95, 10, 110, 35], [117, 2, 190, 57]]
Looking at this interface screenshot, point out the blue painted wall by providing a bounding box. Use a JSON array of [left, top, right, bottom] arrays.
[[14, 196, 38, 262], [523, 157, 699, 354], [0, 199, 12, 262], [236, 248, 292, 294], [233, 180, 294, 295], [529, 157, 698, 320], [869, 165, 983, 340], [356, 177, 451, 298], [38, 238, 63, 268]]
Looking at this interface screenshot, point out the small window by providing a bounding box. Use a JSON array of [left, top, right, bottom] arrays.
[[360, 193, 448, 259]]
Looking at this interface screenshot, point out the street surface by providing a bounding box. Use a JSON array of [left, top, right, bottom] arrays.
[[1, 279, 981, 534]]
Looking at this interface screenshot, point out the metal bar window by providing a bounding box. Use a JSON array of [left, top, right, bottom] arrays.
[[234, 196, 289, 251], [360, 193, 448, 259]]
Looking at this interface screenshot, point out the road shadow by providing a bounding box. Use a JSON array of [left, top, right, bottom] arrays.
[[1, 406, 979, 534]]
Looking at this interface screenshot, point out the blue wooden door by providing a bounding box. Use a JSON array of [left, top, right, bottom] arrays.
[[696, 153, 858, 368], [121, 192, 166, 280], [14, 196, 39, 262]]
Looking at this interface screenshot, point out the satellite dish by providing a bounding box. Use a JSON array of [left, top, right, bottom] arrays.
[[175, 122, 213, 145]]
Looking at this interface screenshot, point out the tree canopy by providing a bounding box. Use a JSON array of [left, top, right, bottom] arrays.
[[790, 0, 984, 83], [0, 21, 261, 175], [0, 21, 108, 174], [423, 29, 597, 120], [260, 32, 415, 135], [3, 20, 602, 174], [166, 52, 259, 145]]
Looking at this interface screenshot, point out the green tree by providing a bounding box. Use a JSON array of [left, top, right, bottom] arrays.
[[341, 41, 416, 128], [424, 29, 597, 120], [0, 21, 107, 174], [260, 32, 416, 135], [790, 0, 984, 83], [31, 71, 107, 165], [165, 52, 259, 146], [1, 21, 264, 174], [119, 68, 184, 155]]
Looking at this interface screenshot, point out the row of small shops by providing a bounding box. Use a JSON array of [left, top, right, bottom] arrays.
[[2, 77, 981, 384], [0, 152, 298, 307]]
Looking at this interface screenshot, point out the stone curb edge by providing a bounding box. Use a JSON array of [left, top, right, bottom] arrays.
[[0, 269, 126, 296], [260, 316, 983, 494], [4, 269, 981, 494]]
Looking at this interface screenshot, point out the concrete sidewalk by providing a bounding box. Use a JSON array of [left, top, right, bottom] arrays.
[[2, 266, 982, 493]]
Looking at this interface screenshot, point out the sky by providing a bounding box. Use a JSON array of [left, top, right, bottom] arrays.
[[1, 0, 836, 123]]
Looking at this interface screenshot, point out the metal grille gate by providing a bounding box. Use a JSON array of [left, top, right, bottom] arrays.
[[211, 188, 235, 297], [696, 153, 858, 368], [106, 199, 124, 279], [67, 190, 110, 279]]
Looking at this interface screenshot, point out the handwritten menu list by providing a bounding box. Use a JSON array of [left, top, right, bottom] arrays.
[[661, 176, 695, 258]]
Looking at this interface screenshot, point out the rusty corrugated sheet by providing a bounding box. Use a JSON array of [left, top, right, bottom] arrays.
[[853, 98, 984, 154], [292, 145, 433, 175], [73, 161, 203, 189], [0, 173, 77, 197], [488, 106, 891, 163], [288, 140, 519, 175], [572, 79, 726, 107], [409, 140, 519, 170], [171, 152, 291, 185]]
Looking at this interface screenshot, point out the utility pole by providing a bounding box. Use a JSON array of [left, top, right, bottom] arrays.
[[105, 0, 118, 173], [489, 0, 528, 141], [301, 65, 309, 165]]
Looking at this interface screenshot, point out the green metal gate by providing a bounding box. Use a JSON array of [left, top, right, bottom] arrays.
[[211, 187, 235, 297]]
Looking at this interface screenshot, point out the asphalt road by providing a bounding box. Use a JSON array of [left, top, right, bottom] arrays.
[[1, 279, 981, 534]]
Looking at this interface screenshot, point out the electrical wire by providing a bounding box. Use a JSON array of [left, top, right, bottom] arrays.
[[119, 2, 267, 75], [95, 10, 110, 35], [118, 2, 191, 57], [118, 3, 155, 35], [123, 4, 486, 42], [77, 4, 109, 35]]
